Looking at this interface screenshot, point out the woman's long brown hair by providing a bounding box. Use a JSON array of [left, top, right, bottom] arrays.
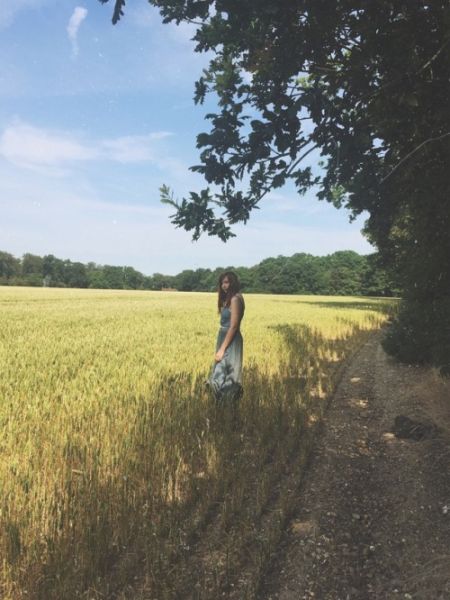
[[217, 271, 241, 312]]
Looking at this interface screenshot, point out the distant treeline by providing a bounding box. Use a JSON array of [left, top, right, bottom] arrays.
[[0, 250, 399, 296]]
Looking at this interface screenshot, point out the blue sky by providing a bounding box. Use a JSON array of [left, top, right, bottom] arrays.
[[1, 0, 374, 275]]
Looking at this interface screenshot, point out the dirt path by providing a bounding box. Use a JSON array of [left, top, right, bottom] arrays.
[[259, 331, 450, 600]]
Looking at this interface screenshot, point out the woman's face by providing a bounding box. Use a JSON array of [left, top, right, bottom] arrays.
[[221, 276, 230, 293]]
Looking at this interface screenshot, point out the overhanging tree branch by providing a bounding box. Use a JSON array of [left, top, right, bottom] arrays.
[[380, 132, 450, 184]]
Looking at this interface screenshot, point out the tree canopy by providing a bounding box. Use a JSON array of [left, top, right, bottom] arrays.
[[101, 0, 450, 372]]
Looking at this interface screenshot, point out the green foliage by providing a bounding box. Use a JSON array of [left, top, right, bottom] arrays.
[[160, 184, 234, 241], [22, 253, 43, 277], [0, 253, 152, 291], [98, 0, 125, 25], [100, 0, 450, 371], [0, 249, 397, 297], [383, 296, 450, 376], [0, 251, 20, 280]]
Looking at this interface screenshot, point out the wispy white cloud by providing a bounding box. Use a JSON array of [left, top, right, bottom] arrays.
[[0, 120, 173, 174], [67, 6, 88, 58], [0, 0, 210, 99], [100, 132, 172, 163], [0, 121, 96, 175]]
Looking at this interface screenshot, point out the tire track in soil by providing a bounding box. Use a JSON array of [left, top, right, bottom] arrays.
[[258, 331, 450, 600]]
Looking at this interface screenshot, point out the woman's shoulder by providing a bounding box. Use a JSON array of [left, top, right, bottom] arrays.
[[231, 293, 245, 308]]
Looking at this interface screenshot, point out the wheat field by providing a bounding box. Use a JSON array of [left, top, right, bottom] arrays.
[[0, 287, 393, 599]]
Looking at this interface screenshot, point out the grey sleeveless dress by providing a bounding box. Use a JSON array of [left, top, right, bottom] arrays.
[[208, 304, 243, 403]]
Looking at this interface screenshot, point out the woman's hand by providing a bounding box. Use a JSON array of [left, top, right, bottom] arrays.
[[215, 348, 225, 362]]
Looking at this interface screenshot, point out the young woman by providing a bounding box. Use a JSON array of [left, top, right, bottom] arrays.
[[208, 271, 245, 403]]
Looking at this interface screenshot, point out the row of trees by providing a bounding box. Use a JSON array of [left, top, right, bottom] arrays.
[[0, 251, 147, 290], [0, 249, 398, 296]]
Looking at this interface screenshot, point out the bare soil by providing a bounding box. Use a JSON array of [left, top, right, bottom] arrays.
[[259, 330, 450, 600]]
